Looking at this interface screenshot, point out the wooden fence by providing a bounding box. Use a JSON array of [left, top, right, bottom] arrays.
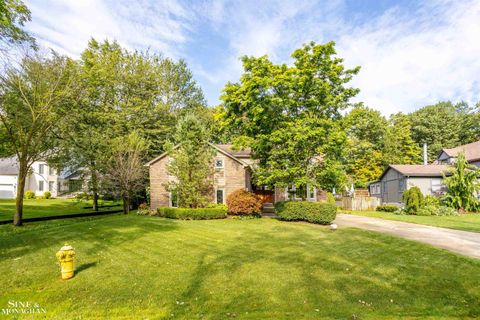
[[340, 195, 381, 211]]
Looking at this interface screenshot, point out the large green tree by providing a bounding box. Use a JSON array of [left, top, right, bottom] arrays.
[[58, 39, 206, 210], [0, 53, 78, 226], [383, 113, 421, 165], [221, 41, 359, 193], [409, 102, 462, 162], [165, 113, 214, 208], [343, 104, 387, 186]]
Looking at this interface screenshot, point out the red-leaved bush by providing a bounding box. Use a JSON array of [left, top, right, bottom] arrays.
[[226, 189, 263, 215]]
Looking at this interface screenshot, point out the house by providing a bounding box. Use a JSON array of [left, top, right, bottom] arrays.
[[370, 139, 480, 204], [436, 140, 480, 168], [146, 143, 327, 210], [0, 156, 84, 199], [369, 165, 450, 204]]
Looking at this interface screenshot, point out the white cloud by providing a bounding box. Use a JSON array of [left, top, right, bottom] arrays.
[[23, 0, 480, 113]]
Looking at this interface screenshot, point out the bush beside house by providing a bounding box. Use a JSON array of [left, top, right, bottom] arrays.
[[157, 206, 227, 220], [275, 201, 337, 225], [226, 189, 263, 216]]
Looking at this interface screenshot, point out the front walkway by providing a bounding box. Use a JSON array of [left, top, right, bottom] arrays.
[[334, 213, 480, 259]]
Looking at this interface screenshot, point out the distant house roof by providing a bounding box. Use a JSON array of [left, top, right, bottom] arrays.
[[440, 140, 480, 162], [215, 144, 251, 157], [0, 156, 19, 175], [145, 143, 251, 167], [379, 164, 451, 180]]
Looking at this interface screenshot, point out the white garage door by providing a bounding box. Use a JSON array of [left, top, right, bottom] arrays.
[[0, 184, 14, 198]]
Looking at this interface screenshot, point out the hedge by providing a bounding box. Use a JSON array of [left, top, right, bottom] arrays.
[[275, 201, 337, 225], [157, 207, 227, 220], [376, 204, 398, 212]]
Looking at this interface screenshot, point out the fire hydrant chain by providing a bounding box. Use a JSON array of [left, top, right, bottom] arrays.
[[56, 244, 75, 280]]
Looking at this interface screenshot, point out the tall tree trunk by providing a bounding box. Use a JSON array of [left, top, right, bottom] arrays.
[[14, 162, 28, 226], [90, 165, 99, 211], [123, 196, 130, 214]]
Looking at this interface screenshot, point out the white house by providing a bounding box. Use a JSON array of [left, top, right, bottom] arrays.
[[0, 156, 83, 199]]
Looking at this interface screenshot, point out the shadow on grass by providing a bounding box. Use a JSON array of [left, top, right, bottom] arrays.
[[76, 261, 97, 274], [167, 222, 480, 319], [0, 215, 179, 260]]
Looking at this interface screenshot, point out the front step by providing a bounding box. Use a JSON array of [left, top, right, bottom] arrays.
[[262, 203, 277, 218]]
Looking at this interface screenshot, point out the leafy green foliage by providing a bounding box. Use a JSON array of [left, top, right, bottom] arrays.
[[166, 113, 214, 208], [24, 190, 34, 199], [442, 153, 480, 212], [376, 204, 398, 212], [156, 207, 227, 220], [326, 192, 336, 205], [384, 113, 421, 165], [0, 0, 35, 47], [275, 201, 337, 224], [43, 191, 51, 199], [403, 187, 424, 214], [221, 41, 359, 192], [226, 189, 263, 215], [423, 195, 440, 207]]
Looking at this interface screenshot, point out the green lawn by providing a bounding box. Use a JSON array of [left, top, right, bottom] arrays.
[[343, 210, 480, 233], [0, 198, 121, 222], [1, 215, 479, 319]]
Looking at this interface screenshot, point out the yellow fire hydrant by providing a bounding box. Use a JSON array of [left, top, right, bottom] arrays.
[[56, 244, 75, 280]]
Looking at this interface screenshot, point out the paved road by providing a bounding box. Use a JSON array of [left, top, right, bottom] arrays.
[[334, 213, 480, 259]]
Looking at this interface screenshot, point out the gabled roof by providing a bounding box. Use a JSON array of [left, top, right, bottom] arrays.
[[145, 143, 251, 167], [379, 164, 451, 180], [0, 156, 19, 175], [440, 140, 480, 162]]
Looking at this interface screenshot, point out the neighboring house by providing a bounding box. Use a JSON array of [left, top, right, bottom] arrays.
[[370, 139, 480, 204], [436, 140, 480, 168], [0, 156, 84, 199], [146, 143, 327, 210], [370, 165, 450, 204]]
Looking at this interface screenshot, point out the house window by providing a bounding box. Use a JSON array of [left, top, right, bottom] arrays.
[[39, 164, 45, 175], [49, 166, 55, 175], [376, 184, 381, 194], [398, 179, 405, 192], [170, 191, 178, 208], [307, 185, 316, 201], [48, 181, 54, 192], [215, 159, 224, 169], [216, 189, 224, 204], [39, 181, 44, 192]]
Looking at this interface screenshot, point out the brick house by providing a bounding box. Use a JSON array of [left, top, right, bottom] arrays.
[[146, 143, 327, 209]]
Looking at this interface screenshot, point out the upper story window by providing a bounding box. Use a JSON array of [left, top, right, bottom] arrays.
[[215, 159, 224, 169], [49, 166, 55, 175], [39, 164, 45, 175]]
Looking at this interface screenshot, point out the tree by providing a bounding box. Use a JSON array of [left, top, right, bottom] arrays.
[[0, 53, 77, 226], [105, 131, 148, 214], [457, 102, 480, 145], [409, 102, 461, 162], [383, 113, 421, 165], [58, 39, 206, 210], [165, 113, 214, 208], [0, 0, 35, 49], [442, 153, 480, 212], [221, 41, 359, 192], [343, 104, 387, 185]]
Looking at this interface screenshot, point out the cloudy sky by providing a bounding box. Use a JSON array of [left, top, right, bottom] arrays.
[[25, 0, 480, 115]]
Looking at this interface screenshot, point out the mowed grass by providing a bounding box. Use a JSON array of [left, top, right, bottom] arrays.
[[1, 215, 480, 319], [0, 198, 121, 222], [343, 210, 480, 233]]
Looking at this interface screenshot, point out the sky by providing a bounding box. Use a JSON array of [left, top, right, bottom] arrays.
[[24, 0, 480, 115]]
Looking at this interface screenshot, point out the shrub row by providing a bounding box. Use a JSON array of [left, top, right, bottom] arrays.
[[376, 204, 398, 212], [157, 207, 227, 220], [275, 201, 337, 225]]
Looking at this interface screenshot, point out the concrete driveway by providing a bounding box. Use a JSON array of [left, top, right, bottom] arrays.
[[334, 213, 480, 259]]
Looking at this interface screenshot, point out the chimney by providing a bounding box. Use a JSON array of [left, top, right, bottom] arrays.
[[423, 143, 428, 165]]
